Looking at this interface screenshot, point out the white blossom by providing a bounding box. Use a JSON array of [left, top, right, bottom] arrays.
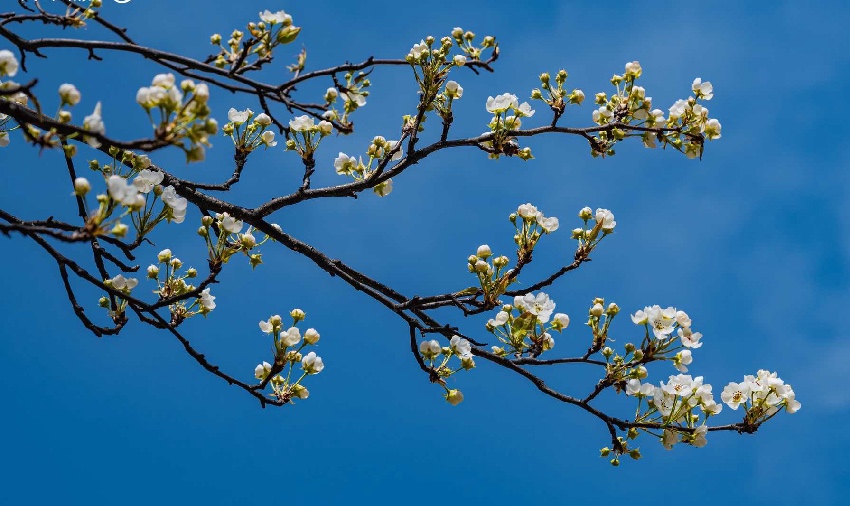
[[0, 49, 18, 77], [450, 335, 472, 358], [486, 93, 518, 113], [692, 78, 713, 100], [219, 213, 243, 234], [678, 327, 703, 348], [199, 288, 216, 310], [595, 208, 616, 232], [289, 115, 314, 132], [261, 130, 277, 147], [107, 175, 139, 206], [281, 326, 301, 347], [419, 339, 441, 359], [301, 351, 325, 374], [513, 292, 556, 323], [254, 113, 271, 126], [254, 361, 272, 380], [334, 152, 357, 175], [445, 389, 464, 406], [304, 328, 320, 345], [408, 40, 428, 59], [132, 169, 164, 193], [488, 311, 509, 327], [260, 9, 291, 25], [82, 102, 105, 147], [721, 381, 751, 410], [227, 107, 252, 125], [58, 84, 81, 106], [445, 80, 463, 99]]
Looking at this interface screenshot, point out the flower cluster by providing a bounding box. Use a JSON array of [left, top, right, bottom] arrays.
[[82, 153, 187, 239], [721, 369, 801, 421], [210, 10, 300, 71], [588, 61, 721, 158], [146, 249, 215, 324], [323, 71, 370, 127], [99, 273, 139, 319], [512, 202, 559, 254], [222, 107, 278, 153], [254, 309, 324, 404], [531, 69, 585, 116], [487, 293, 568, 358], [449, 27, 497, 62], [0, 49, 20, 148], [333, 135, 402, 197], [571, 206, 616, 253], [284, 114, 334, 159], [419, 334, 476, 406], [136, 74, 216, 162], [198, 212, 271, 268], [481, 92, 535, 160]]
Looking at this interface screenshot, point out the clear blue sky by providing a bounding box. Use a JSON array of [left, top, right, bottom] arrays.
[[1, 1, 846, 504]]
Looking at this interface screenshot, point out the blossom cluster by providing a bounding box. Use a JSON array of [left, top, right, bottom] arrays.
[[198, 212, 273, 268], [481, 92, 535, 160], [487, 293, 569, 358], [572, 206, 616, 253], [209, 10, 301, 71], [284, 114, 334, 159], [136, 73, 217, 162], [323, 71, 370, 127], [589, 61, 721, 158], [146, 248, 216, 323], [419, 334, 476, 406], [0, 48, 20, 148], [333, 135, 402, 197], [223, 107, 278, 153], [531, 69, 585, 115], [254, 309, 324, 404], [99, 273, 140, 318]]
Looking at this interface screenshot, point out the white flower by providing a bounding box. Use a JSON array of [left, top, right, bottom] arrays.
[[538, 215, 559, 233], [318, 120, 333, 135], [450, 335, 472, 358], [385, 140, 403, 161], [675, 310, 692, 328], [109, 274, 138, 291], [692, 78, 713, 100], [261, 130, 277, 147], [517, 102, 535, 117], [0, 131, 9, 148], [721, 381, 751, 410], [107, 175, 139, 206], [334, 152, 357, 175], [487, 311, 509, 327], [592, 106, 614, 124], [340, 91, 366, 107], [476, 244, 492, 258], [645, 305, 677, 339], [193, 83, 209, 103], [691, 425, 708, 447], [630, 309, 648, 325], [517, 203, 539, 220], [73, 177, 90, 196], [624, 61, 642, 78], [661, 373, 694, 397], [254, 113, 272, 126], [594, 208, 616, 232], [0, 49, 18, 77], [408, 40, 428, 59], [132, 169, 164, 193], [677, 327, 703, 348], [258, 316, 279, 334], [260, 9, 291, 25], [675, 349, 693, 372], [553, 313, 570, 330], [254, 361, 272, 380], [662, 429, 678, 450], [626, 378, 643, 396], [227, 107, 252, 125], [83, 102, 105, 147], [513, 292, 556, 323], [161, 186, 188, 224], [373, 179, 393, 197], [703, 118, 722, 140], [445, 80, 464, 99], [445, 389, 464, 406], [219, 213, 243, 234], [152, 73, 175, 89], [453, 55, 467, 66], [199, 288, 216, 310], [784, 390, 801, 414], [58, 84, 81, 106], [419, 339, 441, 359], [304, 328, 320, 345], [301, 351, 324, 374], [281, 326, 301, 347], [486, 93, 518, 113], [668, 99, 690, 120], [289, 115, 314, 132]]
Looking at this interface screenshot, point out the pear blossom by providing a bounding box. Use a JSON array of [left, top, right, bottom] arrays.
[[662, 429, 678, 450], [453, 55, 467, 66], [552, 313, 570, 330], [161, 186, 188, 224], [592, 106, 614, 124], [594, 208, 616, 232], [477, 244, 492, 258], [486, 93, 518, 113], [513, 292, 556, 323], [107, 175, 139, 206], [301, 351, 324, 374], [408, 40, 428, 59], [692, 78, 713, 100], [0, 49, 18, 77], [199, 288, 216, 310], [260, 9, 291, 25], [419, 339, 441, 359], [193, 83, 209, 103], [538, 215, 559, 233], [517, 203, 539, 220], [445, 389, 464, 406], [645, 305, 677, 339], [73, 177, 90, 196], [517, 102, 535, 117], [317, 120, 333, 135], [152, 73, 175, 88], [631, 309, 648, 325], [254, 361, 272, 380], [289, 115, 314, 132], [219, 213, 243, 234], [340, 91, 366, 107], [385, 140, 403, 161], [488, 311, 509, 327], [677, 327, 703, 348], [281, 327, 301, 347], [261, 130, 277, 147], [450, 335, 472, 358], [703, 118, 722, 140], [334, 152, 357, 175], [668, 99, 690, 120], [304, 328, 320, 345], [227, 107, 252, 125], [675, 350, 693, 372], [132, 169, 164, 193], [373, 179, 393, 197], [258, 316, 279, 334], [109, 274, 138, 291], [58, 84, 81, 106], [254, 113, 271, 126], [721, 381, 751, 410], [624, 61, 642, 78], [445, 80, 463, 99], [784, 391, 801, 414], [691, 425, 708, 447], [82, 102, 105, 147]]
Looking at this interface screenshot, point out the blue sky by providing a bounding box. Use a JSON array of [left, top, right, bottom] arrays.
[[1, 1, 847, 504]]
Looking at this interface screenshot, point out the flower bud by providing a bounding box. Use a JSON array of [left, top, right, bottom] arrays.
[[186, 268, 197, 278], [290, 308, 305, 323], [590, 303, 604, 317], [170, 258, 182, 269], [304, 328, 320, 344], [474, 260, 490, 273], [98, 296, 109, 308], [607, 303, 620, 316], [157, 249, 172, 262], [579, 207, 593, 220], [147, 265, 159, 278], [73, 177, 91, 196], [476, 244, 492, 258], [111, 223, 128, 237], [197, 226, 208, 237], [602, 347, 613, 358], [445, 389, 464, 406]]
